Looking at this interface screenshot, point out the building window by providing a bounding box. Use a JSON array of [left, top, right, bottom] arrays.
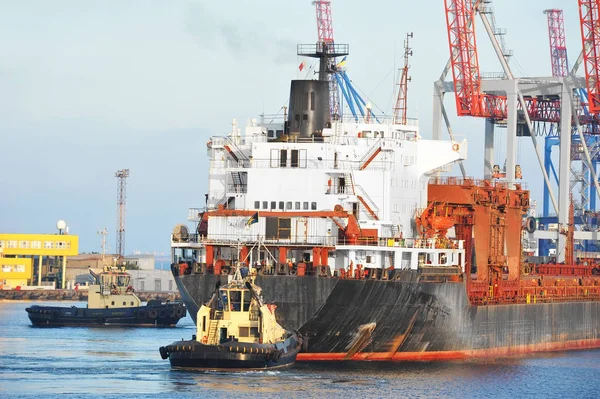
[[140, 281, 145, 291], [15, 265, 25, 272], [2, 265, 11, 272], [303, 202, 309, 210], [311, 202, 317, 210], [262, 201, 268, 209], [19, 241, 29, 249], [254, 201, 260, 209], [0, 241, 3, 248], [31, 241, 41, 249], [278, 201, 284, 210], [270, 201, 276, 210], [295, 202, 301, 210], [286, 202, 292, 210], [7, 241, 17, 249], [43, 241, 53, 249]]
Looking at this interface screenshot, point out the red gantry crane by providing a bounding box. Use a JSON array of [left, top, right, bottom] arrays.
[[579, 0, 600, 113]]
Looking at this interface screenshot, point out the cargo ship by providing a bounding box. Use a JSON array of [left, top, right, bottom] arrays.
[[168, 38, 600, 360]]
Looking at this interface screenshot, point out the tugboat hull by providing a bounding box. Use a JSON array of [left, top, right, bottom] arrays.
[[25, 303, 186, 327], [160, 334, 302, 371]]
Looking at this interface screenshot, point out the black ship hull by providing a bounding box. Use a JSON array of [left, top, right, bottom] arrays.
[[25, 302, 186, 327], [174, 272, 600, 361], [160, 334, 301, 371]]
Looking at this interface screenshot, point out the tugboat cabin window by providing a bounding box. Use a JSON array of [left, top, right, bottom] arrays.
[[111, 301, 115, 305], [243, 291, 251, 311], [250, 327, 260, 337], [122, 302, 126, 306], [220, 289, 229, 310], [239, 326, 250, 337], [229, 290, 242, 311]]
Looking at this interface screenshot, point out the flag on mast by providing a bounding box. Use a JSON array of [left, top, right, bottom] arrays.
[[299, 60, 306, 71], [246, 212, 259, 227]]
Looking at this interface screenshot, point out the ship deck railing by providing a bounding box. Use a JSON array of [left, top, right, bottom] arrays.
[[429, 176, 528, 190], [172, 233, 464, 250], [211, 157, 395, 171]]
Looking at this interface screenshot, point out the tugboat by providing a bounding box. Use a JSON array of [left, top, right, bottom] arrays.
[[159, 266, 301, 370], [26, 264, 186, 327]]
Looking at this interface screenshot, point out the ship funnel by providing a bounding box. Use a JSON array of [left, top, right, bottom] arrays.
[[287, 80, 330, 138]]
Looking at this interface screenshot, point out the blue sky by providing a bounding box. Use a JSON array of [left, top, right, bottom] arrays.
[[0, 0, 583, 255]]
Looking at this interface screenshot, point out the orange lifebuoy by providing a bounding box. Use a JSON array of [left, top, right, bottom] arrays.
[[202, 336, 208, 344], [452, 143, 460, 152]]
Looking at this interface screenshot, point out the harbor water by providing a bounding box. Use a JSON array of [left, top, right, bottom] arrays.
[[1, 300, 599, 399]]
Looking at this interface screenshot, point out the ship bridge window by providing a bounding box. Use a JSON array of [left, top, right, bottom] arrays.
[[262, 201, 268, 209], [268, 129, 274, 137], [311, 202, 317, 210], [303, 202, 309, 210], [280, 149, 287, 168], [286, 202, 292, 210], [295, 202, 301, 210], [279, 201, 284, 210], [254, 201, 260, 209], [271, 201, 276, 210], [291, 149, 299, 168]]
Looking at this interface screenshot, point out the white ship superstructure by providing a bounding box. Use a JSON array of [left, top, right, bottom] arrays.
[[173, 79, 468, 278]]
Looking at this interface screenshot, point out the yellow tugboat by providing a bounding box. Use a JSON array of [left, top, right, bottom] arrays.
[[26, 264, 186, 327], [159, 267, 301, 370]]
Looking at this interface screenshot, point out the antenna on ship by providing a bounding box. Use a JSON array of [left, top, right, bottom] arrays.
[[97, 228, 108, 260]]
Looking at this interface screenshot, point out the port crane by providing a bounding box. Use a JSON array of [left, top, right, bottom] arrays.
[[437, 0, 600, 262]]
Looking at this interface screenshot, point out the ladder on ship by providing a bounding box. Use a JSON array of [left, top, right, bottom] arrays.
[[207, 316, 220, 345], [231, 171, 246, 193]]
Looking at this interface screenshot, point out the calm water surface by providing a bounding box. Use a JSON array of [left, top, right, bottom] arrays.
[[1, 300, 599, 398]]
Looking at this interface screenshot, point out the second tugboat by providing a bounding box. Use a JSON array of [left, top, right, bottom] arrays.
[[26, 264, 186, 327], [159, 266, 301, 370]]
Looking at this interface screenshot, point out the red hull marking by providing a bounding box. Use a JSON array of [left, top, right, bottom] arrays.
[[296, 339, 600, 361]]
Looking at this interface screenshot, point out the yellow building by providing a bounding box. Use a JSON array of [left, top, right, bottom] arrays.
[[0, 233, 79, 289], [0, 257, 33, 290]]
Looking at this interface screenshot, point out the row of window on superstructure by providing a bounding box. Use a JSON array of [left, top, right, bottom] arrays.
[[0, 240, 71, 250], [254, 201, 317, 211]]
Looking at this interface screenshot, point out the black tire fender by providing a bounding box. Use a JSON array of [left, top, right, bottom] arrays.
[[147, 309, 158, 319], [272, 350, 282, 362], [158, 309, 168, 319], [159, 346, 169, 360]]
